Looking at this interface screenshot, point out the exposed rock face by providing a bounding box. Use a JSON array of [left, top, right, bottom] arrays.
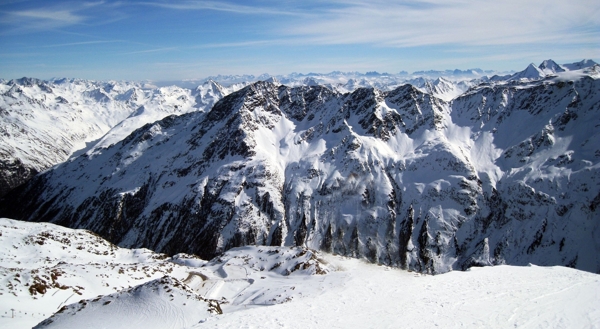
[[1, 75, 599, 274]]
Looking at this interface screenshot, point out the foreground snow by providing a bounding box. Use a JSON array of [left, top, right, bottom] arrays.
[[196, 259, 600, 329], [1, 218, 598, 329]]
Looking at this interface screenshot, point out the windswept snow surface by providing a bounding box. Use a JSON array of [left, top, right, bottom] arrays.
[[1, 218, 599, 329], [195, 259, 600, 329], [34, 276, 214, 329]]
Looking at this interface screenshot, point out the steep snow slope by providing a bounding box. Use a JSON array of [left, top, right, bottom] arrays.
[[0, 78, 133, 196], [539, 59, 565, 74], [2, 62, 599, 275], [0, 65, 524, 198], [0, 78, 229, 196], [422, 77, 471, 101], [0, 82, 453, 269], [508, 63, 547, 81], [87, 80, 228, 153], [562, 59, 598, 71]]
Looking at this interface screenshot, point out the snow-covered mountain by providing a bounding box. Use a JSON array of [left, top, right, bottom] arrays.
[[507, 63, 547, 81], [1, 60, 598, 276], [1, 218, 598, 329], [539, 59, 565, 74], [0, 78, 231, 197], [168, 68, 496, 100], [422, 77, 473, 101], [1, 62, 555, 199]]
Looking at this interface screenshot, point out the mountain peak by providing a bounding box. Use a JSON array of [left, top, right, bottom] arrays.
[[538, 59, 565, 74], [509, 63, 546, 81]]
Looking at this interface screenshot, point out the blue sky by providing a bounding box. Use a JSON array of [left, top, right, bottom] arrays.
[[1, 0, 598, 81]]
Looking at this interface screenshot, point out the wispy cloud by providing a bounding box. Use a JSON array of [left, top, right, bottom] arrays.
[[281, 0, 600, 47], [191, 39, 291, 49], [10, 9, 82, 23], [0, 1, 126, 34], [1, 8, 84, 31]]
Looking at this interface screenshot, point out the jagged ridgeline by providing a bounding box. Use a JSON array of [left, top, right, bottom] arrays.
[[1, 77, 599, 274]]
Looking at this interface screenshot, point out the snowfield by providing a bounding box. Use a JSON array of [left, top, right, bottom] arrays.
[[1, 218, 599, 329]]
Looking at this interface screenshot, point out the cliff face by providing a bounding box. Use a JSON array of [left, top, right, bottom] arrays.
[[2, 75, 599, 274]]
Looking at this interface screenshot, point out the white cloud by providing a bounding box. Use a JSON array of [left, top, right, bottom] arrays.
[[11, 9, 82, 23], [120, 47, 179, 55], [40, 40, 123, 48], [2, 8, 84, 30]]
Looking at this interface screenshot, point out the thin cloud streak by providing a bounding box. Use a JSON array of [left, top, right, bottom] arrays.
[[39, 40, 125, 48], [120, 47, 180, 55], [0, 1, 126, 34], [191, 39, 294, 49], [0, 8, 84, 32], [7, 9, 83, 23], [137, 0, 302, 17]]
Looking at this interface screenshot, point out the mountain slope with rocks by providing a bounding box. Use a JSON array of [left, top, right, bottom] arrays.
[[0, 78, 230, 197]]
